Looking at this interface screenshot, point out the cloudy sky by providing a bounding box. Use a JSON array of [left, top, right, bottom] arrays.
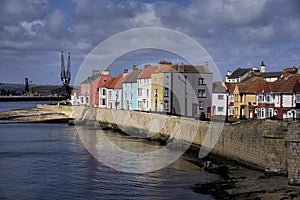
[[1, 0, 300, 85]]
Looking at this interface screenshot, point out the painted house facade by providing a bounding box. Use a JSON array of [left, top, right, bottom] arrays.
[[212, 81, 227, 116], [137, 65, 158, 111], [233, 76, 266, 119], [162, 63, 213, 117], [80, 70, 112, 106], [269, 69, 300, 120], [151, 65, 173, 112], [99, 74, 126, 109], [122, 66, 142, 110]]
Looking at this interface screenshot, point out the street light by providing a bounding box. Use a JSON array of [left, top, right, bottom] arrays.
[[178, 75, 187, 116]]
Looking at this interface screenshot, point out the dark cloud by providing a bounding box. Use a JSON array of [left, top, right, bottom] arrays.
[[0, 0, 299, 84]]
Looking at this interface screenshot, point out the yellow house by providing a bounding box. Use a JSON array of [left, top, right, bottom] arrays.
[[151, 65, 173, 112], [233, 76, 266, 119]]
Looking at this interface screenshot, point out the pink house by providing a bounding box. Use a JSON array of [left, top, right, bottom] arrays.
[[80, 70, 112, 106]]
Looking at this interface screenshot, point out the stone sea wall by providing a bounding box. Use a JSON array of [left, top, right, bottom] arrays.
[[38, 105, 300, 185]]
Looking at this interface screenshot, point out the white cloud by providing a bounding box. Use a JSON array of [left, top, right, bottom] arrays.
[[20, 20, 44, 36]]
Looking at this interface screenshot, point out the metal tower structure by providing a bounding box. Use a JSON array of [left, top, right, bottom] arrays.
[[60, 51, 71, 97]]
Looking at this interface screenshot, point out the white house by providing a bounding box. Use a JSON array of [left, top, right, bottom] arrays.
[[137, 65, 158, 111], [212, 81, 227, 116]]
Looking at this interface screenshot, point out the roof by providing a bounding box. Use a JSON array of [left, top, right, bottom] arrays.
[[228, 67, 252, 79], [256, 82, 272, 93], [156, 65, 174, 73], [81, 73, 101, 84], [213, 81, 226, 93], [138, 66, 159, 79], [261, 72, 282, 79], [270, 74, 300, 93], [171, 64, 211, 73], [236, 76, 267, 93], [294, 80, 300, 92], [122, 69, 142, 83]]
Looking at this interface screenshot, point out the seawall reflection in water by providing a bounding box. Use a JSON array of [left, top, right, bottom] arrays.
[[0, 123, 219, 199]]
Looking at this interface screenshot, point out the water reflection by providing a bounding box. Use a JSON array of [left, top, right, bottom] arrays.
[[0, 123, 218, 199]]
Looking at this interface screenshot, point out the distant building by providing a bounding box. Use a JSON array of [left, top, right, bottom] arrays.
[[79, 70, 112, 106], [212, 81, 227, 116], [226, 67, 260, 83], [122, 66, 142, 110], [233, 76, 266, 119], [162, 62, 213, 117], [294, 80, 300, 120], [232, 66, 300, 120], [137, 65, 158, 111], [151, 65, 174, 112], [98, 70, 128, 109], [226, 61, 282, 83]]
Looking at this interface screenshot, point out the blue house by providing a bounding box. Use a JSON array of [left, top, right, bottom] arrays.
[[122, 66, 142, 110]]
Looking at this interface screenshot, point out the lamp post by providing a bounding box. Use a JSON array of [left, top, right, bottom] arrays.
[[178, 75, 187, 116]]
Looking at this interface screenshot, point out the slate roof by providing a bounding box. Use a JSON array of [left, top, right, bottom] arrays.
[[122, 69, 142, 83], [213, 81, 226, 93], [138, 66, 159, 79], [81, 73, 101, 84], [261, 72, 282, 79], [228, 67, 252, 79]]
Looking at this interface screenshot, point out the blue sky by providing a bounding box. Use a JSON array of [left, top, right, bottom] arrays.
[[0, 0, 299, 85]]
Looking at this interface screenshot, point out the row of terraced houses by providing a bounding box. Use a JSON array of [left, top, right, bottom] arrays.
[[72, 61, 300, 121]]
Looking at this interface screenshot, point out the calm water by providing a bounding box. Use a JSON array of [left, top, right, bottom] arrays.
[[0, 102, 219, 199], [0, 101, 58, 112]]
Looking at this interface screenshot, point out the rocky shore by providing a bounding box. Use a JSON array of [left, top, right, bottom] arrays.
[[186, 156, 300, 200], [0, 107, 73, 123]]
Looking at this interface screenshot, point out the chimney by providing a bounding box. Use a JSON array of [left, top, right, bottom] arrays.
[[123, 69, 129, 77], [92, 70, 101, 76], [260, 61, 266, 73], [204, 61, 208, 69], [101, 69, 110, 75], [132, 65, 139, 71], [282, 66, 298, 78], [178, 64, 184, 72]]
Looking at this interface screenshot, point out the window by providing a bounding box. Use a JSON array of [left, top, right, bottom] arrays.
[[154, 88, 158, 97], [198, 89, 206, 98], [218, 107, 224, 112], [102, 89, 106, 95], [199, 101, 204, 110], [164, 100, 169, 111], [198, 78, 206, 85], [166, 76, 169, 85], [101, 99, 106, 106], [108, 91, 111, 99], [218, 95, 224, 100], [266, 94, 271, 103], [138, 101, 142, 108], [297, 94, 300, 103], [258, 94, 264, 102], [146, 89, 149, 97], [212, 106, 216, 114], [164, 87, 169, 97], [138, 88, 142, 96]]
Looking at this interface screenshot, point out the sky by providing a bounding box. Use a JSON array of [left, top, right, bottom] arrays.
[[0, 0, 300, 85]]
